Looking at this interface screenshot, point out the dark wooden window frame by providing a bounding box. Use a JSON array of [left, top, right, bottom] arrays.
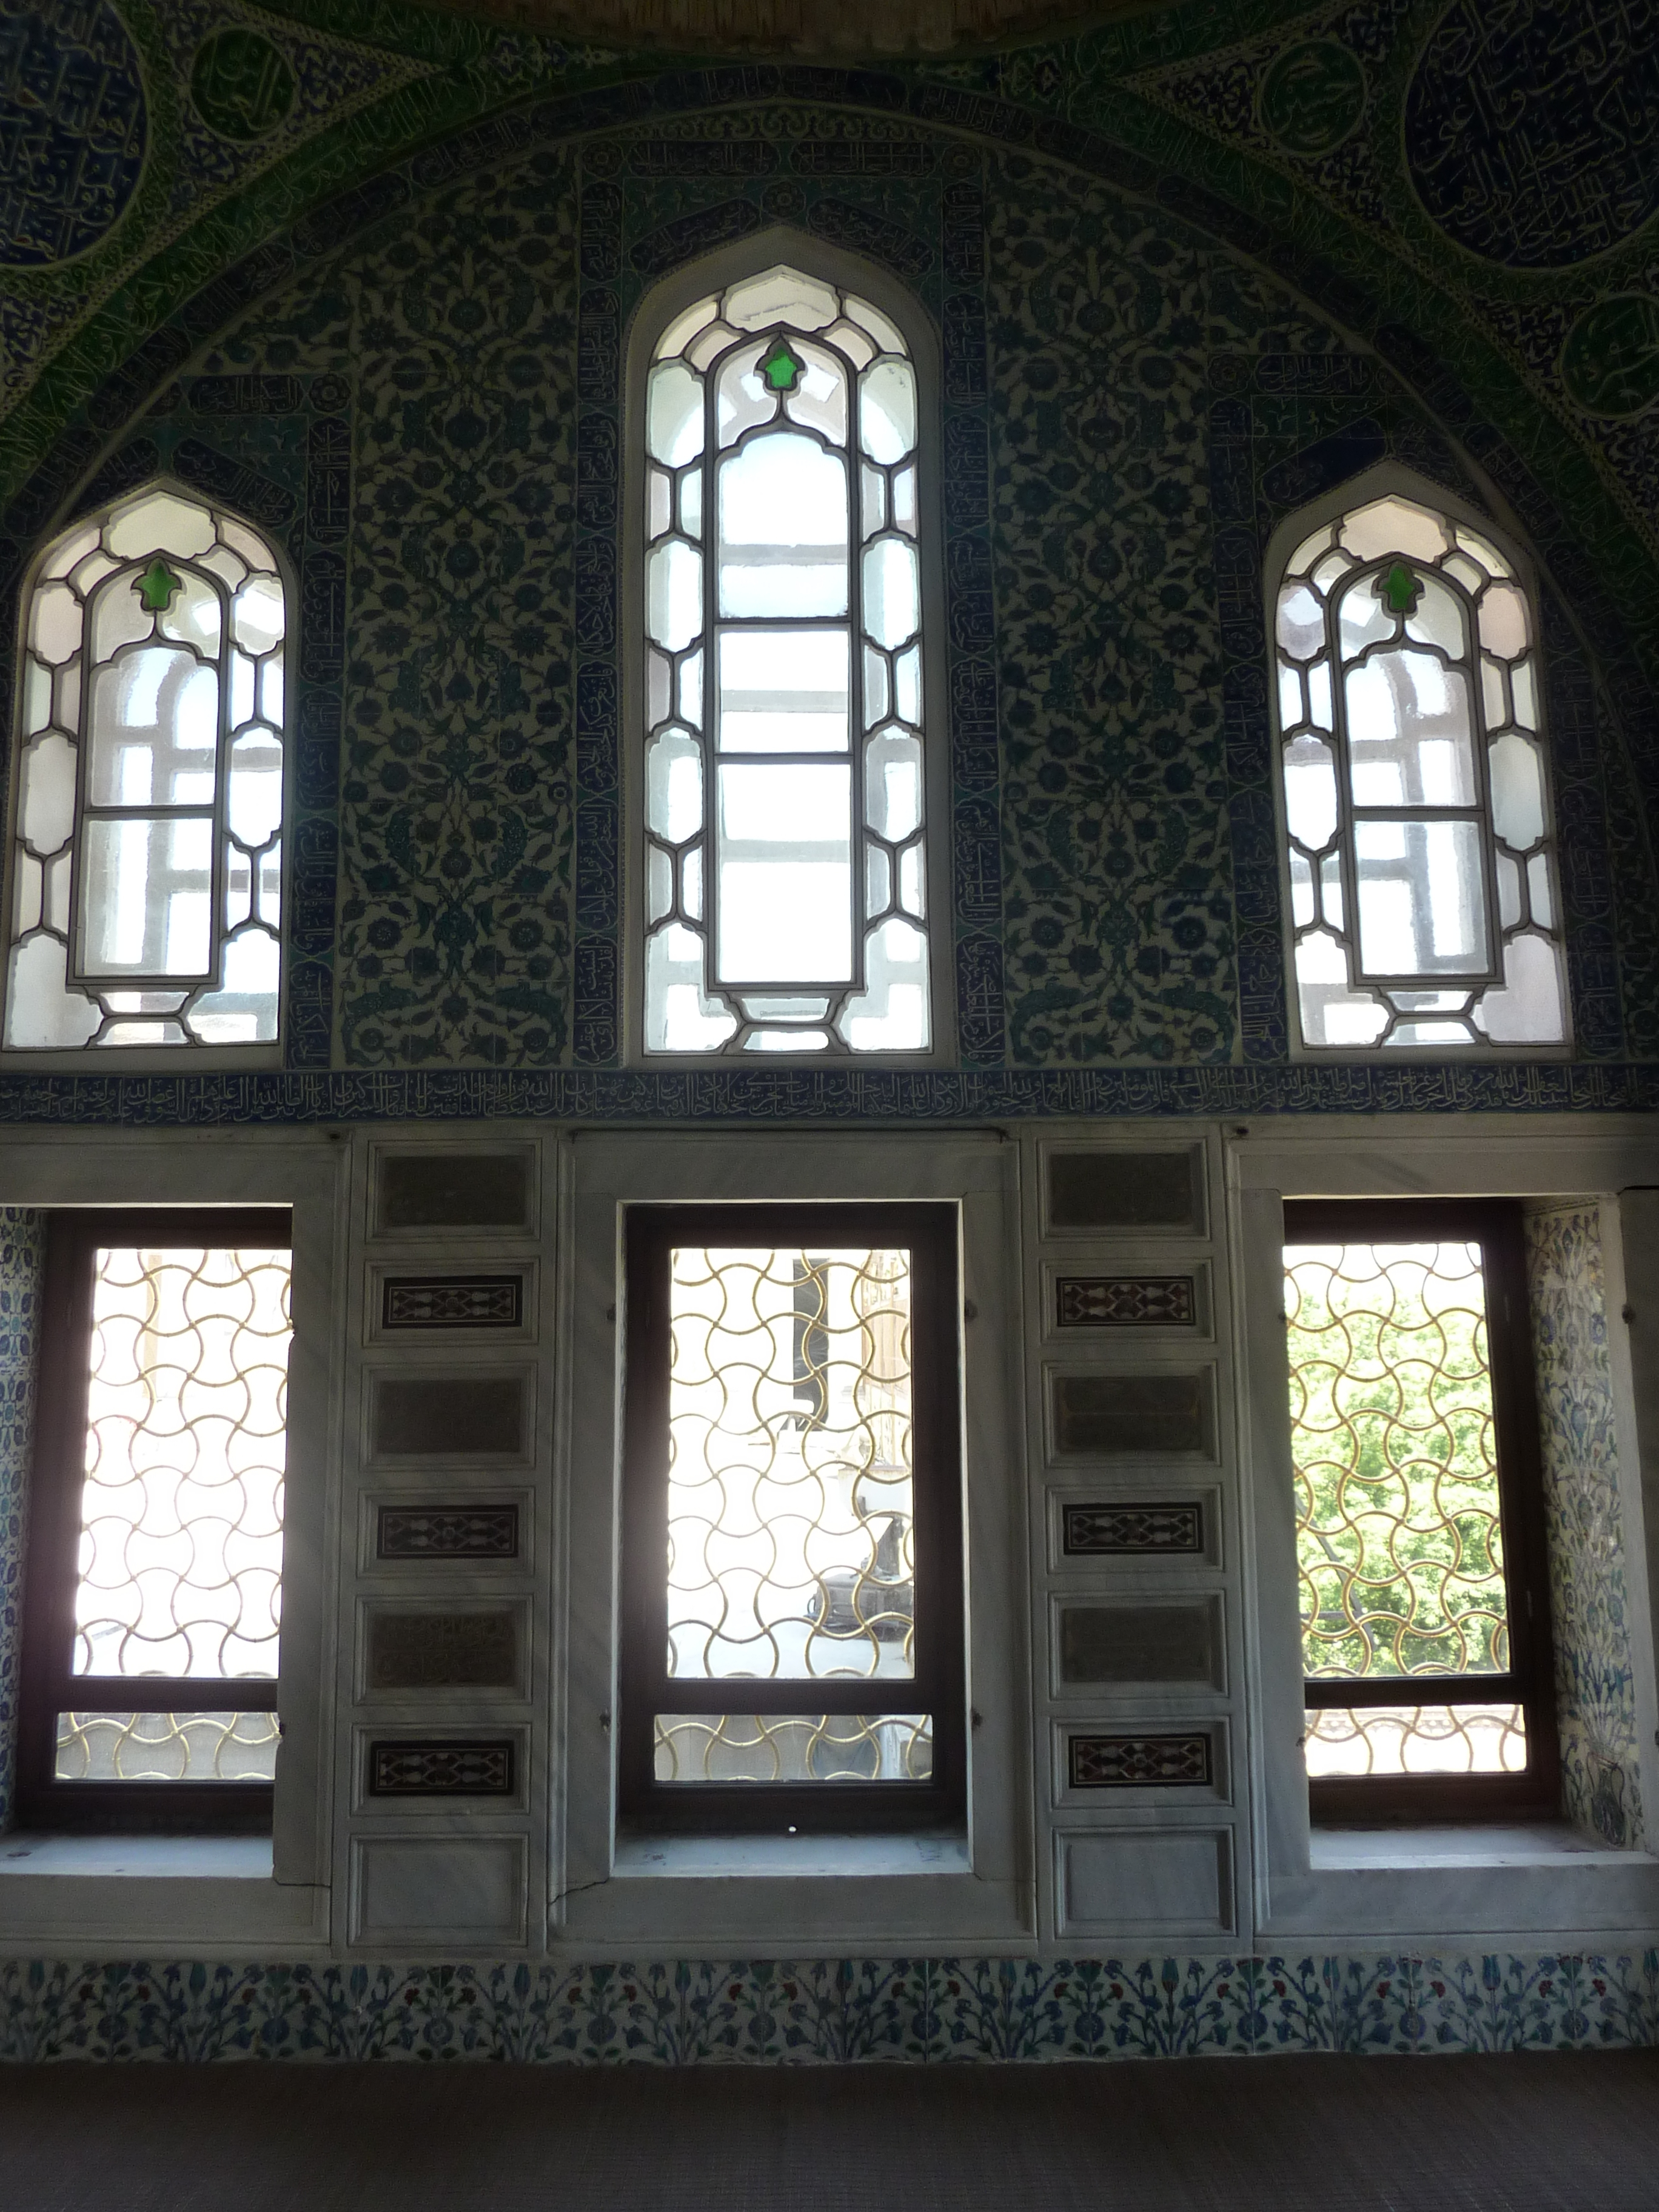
[[619, 1201, 966, 1834], [1284, 1197, 1559, 1826], [16, 1208, 292, 1834]]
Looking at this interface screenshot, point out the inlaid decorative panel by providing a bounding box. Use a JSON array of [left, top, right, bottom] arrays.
[[369, 1375, 526, 1459], [366, 1738, 517, 1797], [1056, 1278, 1196, 1329], [375, 1505, 520, 1561], [1068, 1734, 1213, 1788], [381, 1276, 525, 1331], [1062, 1503, 1204, 1556], [1051, 1373, 1212, 1458], [376, 1155, 531, 1232], [1059, 1601, 1222, 1688], [1046, 1153, 1204, 1233], [364, 1610, 519, 1692]]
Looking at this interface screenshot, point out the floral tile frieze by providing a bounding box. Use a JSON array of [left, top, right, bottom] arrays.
[[1, 1952, 1655, 2063]]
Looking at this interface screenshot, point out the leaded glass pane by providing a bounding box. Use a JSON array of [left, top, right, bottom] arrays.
[[1274, 489, 1566, 1049], [666, 1244, 914, 1685], [1285, 1238, 1525, 1778], [643, 264, 930, 1056], [75, 1244, 290, 1683], [654, 1711, 932, 1783], [6, 482, 287, 1049], [56, 1709, 280, 1783]]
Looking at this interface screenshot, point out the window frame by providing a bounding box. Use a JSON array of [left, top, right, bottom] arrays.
[[1264, 462, 1570, 1062], [622, 230, 954, 1069], [1, 477, 294, 1070], [16, 1206, 293, 1834], [1282, 1195, 1560, 1825], [617, 1198, 967, 1834]]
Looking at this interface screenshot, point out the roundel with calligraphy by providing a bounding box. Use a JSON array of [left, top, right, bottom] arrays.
[[1405, 0, 1659, 270], [0, 0, 148, 267]]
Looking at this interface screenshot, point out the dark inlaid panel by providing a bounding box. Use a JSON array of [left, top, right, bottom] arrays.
[[367, 1739, 517, 1797], [382, 1274, 525, 1330], [1052, 1371, 1212, 1456], [376, 1504, 521, 1560], [1047, 1150, 1202, 1233], [1062, 1502, 1204, 1555], [1069, 1734, 1212, 1788], [1060, 1600, 1222, 1687], [379, 1151, 531, 1230], [1056, 1276, 1195, 1328], [366, 1609, 519, 1691], [370, 1374, 526, 1458]]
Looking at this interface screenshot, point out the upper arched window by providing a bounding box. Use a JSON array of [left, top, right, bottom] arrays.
[[1272, 483, 1567, 1051], [640, 261, 933, 1056], [5, 482, 287, 1052]]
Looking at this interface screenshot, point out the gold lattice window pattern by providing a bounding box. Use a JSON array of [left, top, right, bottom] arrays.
[[1285, 1237, 1526, 1778], [56, 1242, 290, 1783], [657, 1242, 927, 1783]]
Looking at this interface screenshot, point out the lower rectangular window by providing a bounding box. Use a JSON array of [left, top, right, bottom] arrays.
[[618, 1202, 965, 1832], [1283, 1198, 1558, 1823], [18, 1210, 291, 1832]]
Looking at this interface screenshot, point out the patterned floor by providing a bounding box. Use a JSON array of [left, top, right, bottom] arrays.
[[4, 2048, 1657, 2210]]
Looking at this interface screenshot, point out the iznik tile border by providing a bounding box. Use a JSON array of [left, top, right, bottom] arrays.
[[0, 1953, 1655, 2062], [0, 1062, 1657, 1124]]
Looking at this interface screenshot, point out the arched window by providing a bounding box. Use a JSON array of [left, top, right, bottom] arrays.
[[1271, 481, 1567, 1051], [640, 260, 933, 1056], [5, 481, 287, 1051]]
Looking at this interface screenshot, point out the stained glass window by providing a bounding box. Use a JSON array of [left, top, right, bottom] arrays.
[[641, 264, 931, 1056], [620, 1203, 964, 1827], [19, 1211, 290, 1823], [6, 482, 286, 1051], [1282, 1201, 1555, 1807], [1273, 489, 1567, 1051]]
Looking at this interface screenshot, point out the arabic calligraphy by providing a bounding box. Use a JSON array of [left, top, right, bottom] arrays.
[[190, 27, 296, 144], [0, 0, 147, 267], [1259, 40, 1367, 157], [1405, 0, 1659, 268], [1560, 292, 1659, 415]]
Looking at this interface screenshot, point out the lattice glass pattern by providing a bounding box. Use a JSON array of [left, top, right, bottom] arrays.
[[1304, 1703, 1526, 1778], [55, 1709, 278, 1782], [7, 482, 286, 1048], [1286, 1238, 1524, 1777], [654, 1712, 932, 1783], [643, 265, 930, 1055], [666, 1244, 914, 1681], [1275, 492, 1566, 1049], [75, 1244, 289, 1680]]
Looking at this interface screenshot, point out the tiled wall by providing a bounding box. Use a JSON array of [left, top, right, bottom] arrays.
[[0, 1210, 42, 1837], [1525, 1205, 1643, 1846], [2, 98, 1654, 1123]]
